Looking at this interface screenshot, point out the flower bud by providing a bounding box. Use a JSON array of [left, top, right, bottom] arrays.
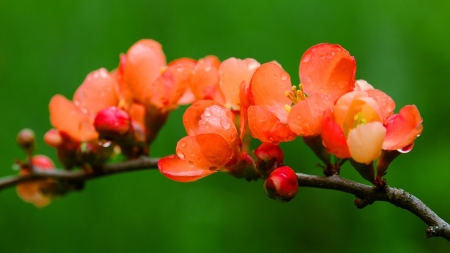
[[264, 166, 298, 202], [17, 128, 35, 150], [255, 143, 284, 178], [94, 106, 131, 140], [44, 129, 63, 148]]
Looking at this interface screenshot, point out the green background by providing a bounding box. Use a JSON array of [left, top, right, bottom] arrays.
[[1, 0, 449, 252]]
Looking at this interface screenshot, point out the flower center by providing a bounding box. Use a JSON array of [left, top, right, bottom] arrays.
[[284, 85, 306, 112], [353, 112, 367, 128]]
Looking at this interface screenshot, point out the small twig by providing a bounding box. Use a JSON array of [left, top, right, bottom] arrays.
[[0, 157, 448, 240], [297, 173, 450, 240]]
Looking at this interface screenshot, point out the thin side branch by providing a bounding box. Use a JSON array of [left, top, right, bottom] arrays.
[[0, 157, 448, 240], [297, 173, 450, 240]]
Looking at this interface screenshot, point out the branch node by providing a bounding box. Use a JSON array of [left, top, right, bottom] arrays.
[[426, 226, 442, 238]]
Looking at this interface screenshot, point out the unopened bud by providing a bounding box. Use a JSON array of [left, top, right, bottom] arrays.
[[94, 106, 131, 140], [44, 129, 63, 148], [17, 128, 35, 151], [264, 166, 298, 202], [255, 143, 284, 178]]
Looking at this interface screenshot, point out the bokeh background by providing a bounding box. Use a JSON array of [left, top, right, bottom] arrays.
[[1, 0, 449, 252]]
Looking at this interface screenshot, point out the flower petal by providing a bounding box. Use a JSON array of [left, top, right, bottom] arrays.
[[183, 100, 219, 136], [249, 62, 292, 123], [123, 39, 166, 103], [321, 110, 351, 158], [383, 105, 423, 150], [49, 95, 98, 141], [300, 43, 356, 102], [354, 80, 374, 91], [366, 89, 395, 122], [197, 105, 238, 146], [158, 155, 215, 182], [248, 105, 297, 144], [347, 122, 386, 165], [287, 93, 333, 136], [219, 58, 260, 109], [176, 134, 233, 170], [190, 56, 224, 103], [73, 68, 119, 116]]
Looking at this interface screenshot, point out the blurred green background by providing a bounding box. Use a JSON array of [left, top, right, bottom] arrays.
[[1, 0, 449, 252]]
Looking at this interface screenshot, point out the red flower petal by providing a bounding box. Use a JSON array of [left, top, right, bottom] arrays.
[[248, 105, 297, 144], [49, 95, 98, 141], [383, 105, 423, 150], [249, 62, 292, 124], [287, 93, 333, 136], [321, 110, 351, 158], [158, 155, 215, 182], [300, 43, 356, 102]]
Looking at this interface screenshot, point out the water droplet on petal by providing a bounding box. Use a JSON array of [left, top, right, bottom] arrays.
[[180, 141, 186, 147], [176, 149, 185, 159], [220, 119, 231, 130], [302, 54, 311, 63], [204, 65, 212, 72], [281, 73, 288, 81], [331, 51, 336, 56], [296, 115, 302, 120], [204, 111, 212, 117]]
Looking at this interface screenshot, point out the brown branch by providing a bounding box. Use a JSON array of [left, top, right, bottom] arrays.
[[297, 173, 450, 240], [0, 156, 448, 240], [0, 156, 159, 191]]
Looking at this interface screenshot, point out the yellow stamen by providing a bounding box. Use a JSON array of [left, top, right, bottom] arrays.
[[353, 112, 367, 128], [284, 104, 292, 113], [284, 84, 306, 111]]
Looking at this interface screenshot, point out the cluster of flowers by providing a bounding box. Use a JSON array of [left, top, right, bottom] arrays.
[[16, 40, 423, 206]]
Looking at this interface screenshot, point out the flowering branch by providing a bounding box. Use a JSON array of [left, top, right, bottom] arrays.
[[2, 156, 448, 240]]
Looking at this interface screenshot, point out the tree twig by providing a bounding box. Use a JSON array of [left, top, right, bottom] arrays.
[[1, 156, 448, 240], [297, 173, 450, 240], [0, 156, 159, 191]]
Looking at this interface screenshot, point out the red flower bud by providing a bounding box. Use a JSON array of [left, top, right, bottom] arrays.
[[264, 166, 298, 202], [94, 106, 131, 140], [17, 128, 35, 150], [255, 143, 284, 177]]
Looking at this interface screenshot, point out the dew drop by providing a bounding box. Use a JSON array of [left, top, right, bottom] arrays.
[[281, 73, 289, 81], [296, 114, 302, 120], [176, 149, 185, 159], [176, 66, 184, 72], [204, 111, 212, 117], [331, 51, 336, 56], [204, 65, 212, 72], [302, 54, 311, 63], [180, 141, 186, 148], [220, 119, 231, 129]]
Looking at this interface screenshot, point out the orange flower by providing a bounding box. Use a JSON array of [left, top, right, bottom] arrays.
[[17, 155, 56, 207], [247, 62, 297, 144], [383, 105, 423, 151], [287, 44, 356, 137], [322, 90, 396, 164], [50, 68, 119, 142], [158, 101, 258, 182]]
